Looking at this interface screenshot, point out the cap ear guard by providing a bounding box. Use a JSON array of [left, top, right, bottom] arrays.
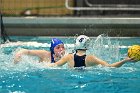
[[75, 35, 90, 50]]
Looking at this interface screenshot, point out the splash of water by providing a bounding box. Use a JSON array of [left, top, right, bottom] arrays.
[[87, 34, 121, 63]]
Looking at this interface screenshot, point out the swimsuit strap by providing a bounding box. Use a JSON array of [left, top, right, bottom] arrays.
[[74, 53, 86, 67]]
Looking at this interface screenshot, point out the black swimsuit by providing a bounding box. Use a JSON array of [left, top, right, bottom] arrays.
[[74, 54, 86, 67]]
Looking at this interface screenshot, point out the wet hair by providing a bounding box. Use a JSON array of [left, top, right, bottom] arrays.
[[50, 38, 63, 63]]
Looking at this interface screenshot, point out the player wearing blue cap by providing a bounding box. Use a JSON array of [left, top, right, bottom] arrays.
[[14, 38, 65, 63], [50, 38, 64, 63]]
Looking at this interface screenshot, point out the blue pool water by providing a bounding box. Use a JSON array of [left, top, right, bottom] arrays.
[[0, 36, 140, 93]]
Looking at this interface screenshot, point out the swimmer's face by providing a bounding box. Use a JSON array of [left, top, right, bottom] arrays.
[[54, 44, 65, 57]]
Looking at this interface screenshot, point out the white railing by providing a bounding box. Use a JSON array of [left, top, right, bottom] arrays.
[[65, 0, 140, 10]]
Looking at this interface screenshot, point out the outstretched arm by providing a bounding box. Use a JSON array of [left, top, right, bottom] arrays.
[[14, 49, 29, 63], [108, 57, 135, 67], [90, 55, 135, 67], [14, 49, 49, 63]]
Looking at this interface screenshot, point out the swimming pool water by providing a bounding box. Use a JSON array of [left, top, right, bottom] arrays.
[[0, 36, 140, 93]]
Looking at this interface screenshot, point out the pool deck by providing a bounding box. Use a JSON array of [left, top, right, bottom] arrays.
[[3, 17, 140, 36]]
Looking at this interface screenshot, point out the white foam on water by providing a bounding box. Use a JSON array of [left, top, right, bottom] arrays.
[[9, 91, 26, 93]]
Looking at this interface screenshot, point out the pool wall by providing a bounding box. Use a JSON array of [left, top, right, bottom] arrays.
[[3, 17, 140, 37]]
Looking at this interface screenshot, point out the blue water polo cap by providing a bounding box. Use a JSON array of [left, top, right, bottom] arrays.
[[50, 38, 64, 54]]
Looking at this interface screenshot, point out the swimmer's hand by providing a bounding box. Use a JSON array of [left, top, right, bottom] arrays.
[[14, 53, 21, 64], [123, 57, 138, 63], [14, 49, 28, 64]]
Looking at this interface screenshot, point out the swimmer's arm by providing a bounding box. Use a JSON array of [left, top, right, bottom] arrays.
[[15, 49, 41, 57], [108, 57, 135, 67], [22, 50, 49, 57], [46, 56, 68, 67], [54, 55, 69, 66], [46, 55, 69, 67], [90, 56, 134, 67], [14, 49, 29, 63], [14, 49, 49, 63], [89, 55, 110, 66]]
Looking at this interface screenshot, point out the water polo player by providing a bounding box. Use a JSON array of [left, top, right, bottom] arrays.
[[14, 38, 65, 63]]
